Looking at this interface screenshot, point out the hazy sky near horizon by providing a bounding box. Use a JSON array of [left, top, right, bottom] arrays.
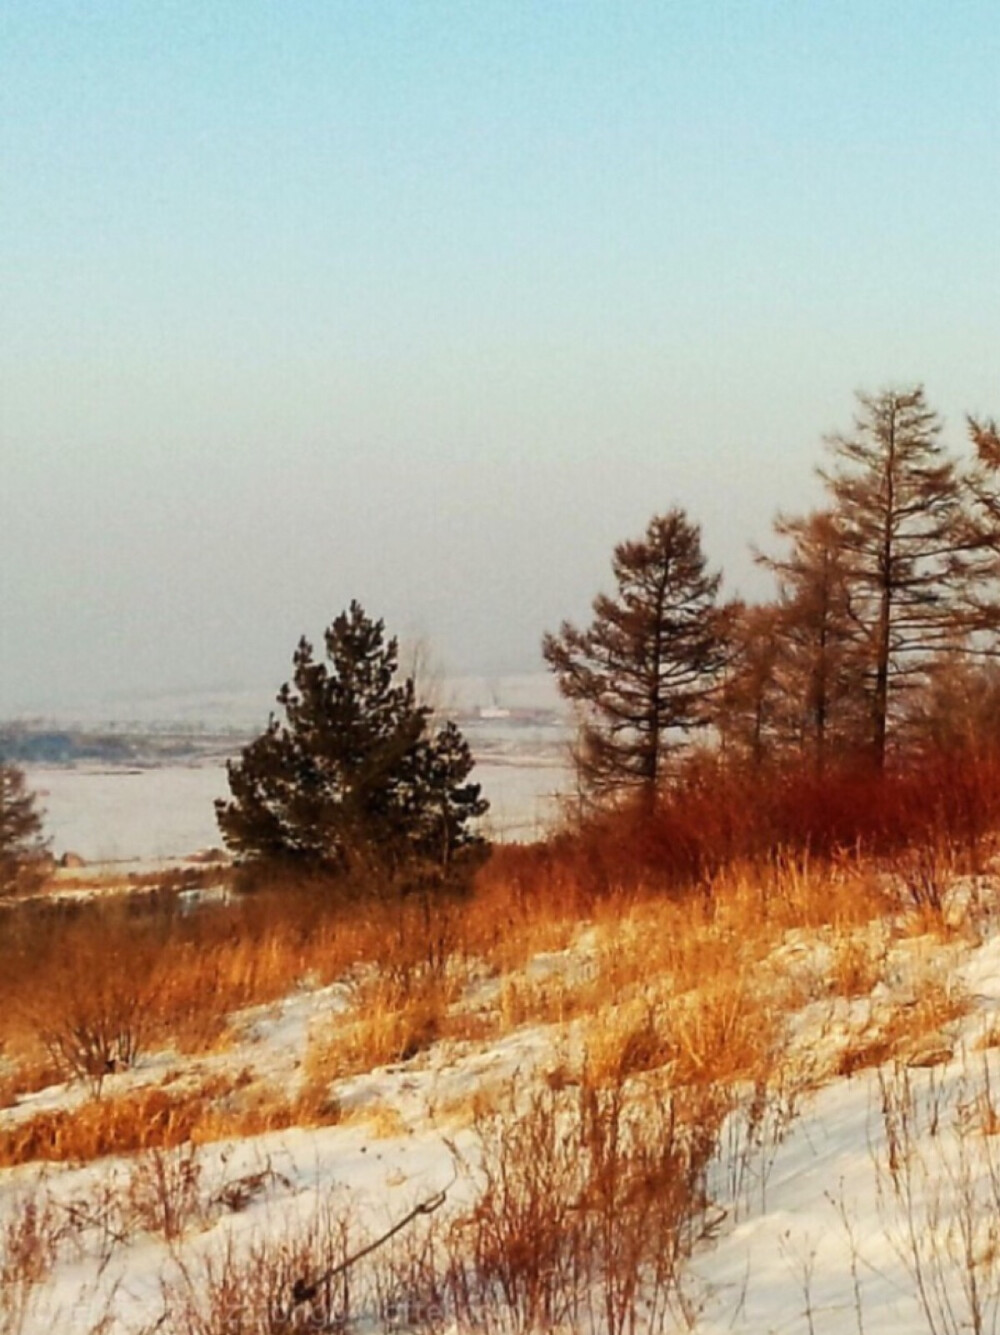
[[2, 2, 998, 715]]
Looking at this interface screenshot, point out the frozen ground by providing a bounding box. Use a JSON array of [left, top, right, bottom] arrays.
[[15, 684, 1000, 1332], [27, 750, 570, 865], [5, 882, 1000, 1332], [25, 764, 231, 865], [19, 674, 571, 863]]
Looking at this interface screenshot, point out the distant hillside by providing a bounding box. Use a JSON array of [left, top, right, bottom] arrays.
[[0, 724, 243, 768], [1, 673, 563, 734]]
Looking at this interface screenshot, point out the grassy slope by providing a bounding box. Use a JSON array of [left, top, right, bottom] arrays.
[[4, 751, 1000, 1331]]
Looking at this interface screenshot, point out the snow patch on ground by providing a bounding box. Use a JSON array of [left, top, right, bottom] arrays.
[[7, 880, 1000, 1331]]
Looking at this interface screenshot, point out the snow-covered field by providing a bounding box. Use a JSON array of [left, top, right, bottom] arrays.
[[25, 764, 232, 865], [18, 674, 571, 863], [11, 681, 1000, 1333], [4, 871, 1000, 1332], [27, 750, 570, 865]]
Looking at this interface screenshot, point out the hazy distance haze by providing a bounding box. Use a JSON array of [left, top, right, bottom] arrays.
[[2, 2, 998, 715]]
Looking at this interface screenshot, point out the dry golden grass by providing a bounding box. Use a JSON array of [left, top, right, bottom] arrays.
[[977, 1019, 1000, 1051], [835, 967, 969, 1078], [465, 860, 879, 1051], [301, 967, 458, 1084], [888, 970, 968, 1048], [338, 1099, 409, 1138], [580, 860, 887, 1006], [581, 996, 675, 1087], [0, 1073, 341, 1168], [293, 851, 921, 1109], [672, 972, 785, 1087], [0, 888, 482, 1089], [0, 1085, 216, 1165], [494, 971, 588, 1032], [828, 928, 889, 999], [579, 967, 786, 1093], [0, 794, 983, 1171], [468, 852, 594, 973], [0, 1058, 63, 1111], [429, 1078, 510, 1130], [895, 897, 969, 944]]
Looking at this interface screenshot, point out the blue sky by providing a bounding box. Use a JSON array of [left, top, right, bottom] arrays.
[[2, 2, 998, 712]]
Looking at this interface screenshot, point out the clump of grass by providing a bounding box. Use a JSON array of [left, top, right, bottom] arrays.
[[0, 1073, 340, 1168], [440, 1079, 718, 1333], [836, 967, 968, 1078], [0, 1186, 66, 1335], [671, 970, 785, 1087], [303, 967, 455, 1083], [429, 1079, 509, 1130], [580, 966, 784, 1093], [828, 928, 889, 1000], [495, 971, 587, 1032], [338, 1099, 409, 1139], [581, 996, 675, 1087], [161, 1195, 358, 1335], [125, 1143, 205, 1241]]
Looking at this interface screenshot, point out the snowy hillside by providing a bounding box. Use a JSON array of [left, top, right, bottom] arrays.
[[2, 859, 1000, 1332]]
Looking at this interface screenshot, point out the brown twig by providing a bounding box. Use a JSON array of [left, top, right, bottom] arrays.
[[289, 1175, 454, 1307]]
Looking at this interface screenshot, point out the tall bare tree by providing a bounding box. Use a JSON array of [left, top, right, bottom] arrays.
[[542, 508, 727, 803], [820, 387, 989, 767], [716, 601, 784, 770], [904, 654, 1000, 752], [758, 509, 866, 770]]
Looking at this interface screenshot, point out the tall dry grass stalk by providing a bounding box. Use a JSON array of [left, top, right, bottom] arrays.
[[302, 965, 458, 1086]]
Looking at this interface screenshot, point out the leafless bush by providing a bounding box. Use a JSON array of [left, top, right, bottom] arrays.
[[448, 1085, 585, 1332], [58, 1175, 132, 1270], [0, 1186, 65, 1335], [160, 1195, 359, 1335], [893, 841, 957, 917], [435, 1079, 716, 1334], [577, 1081, 714, 1334], [33, 957, 156, 1096], [126, 1143, 205, 1241], [872, 1056, 1000, 1335]]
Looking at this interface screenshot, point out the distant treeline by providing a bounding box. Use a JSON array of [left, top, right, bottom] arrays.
[[0, 727, 241, 767]]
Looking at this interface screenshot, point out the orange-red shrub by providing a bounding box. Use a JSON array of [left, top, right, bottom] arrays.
[[481, 743, 1000, 903]]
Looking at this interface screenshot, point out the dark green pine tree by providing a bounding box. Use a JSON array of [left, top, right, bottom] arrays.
[[0, 761, 48, 895], [216, 603, 488, 879], [398, 720, 489, 870]]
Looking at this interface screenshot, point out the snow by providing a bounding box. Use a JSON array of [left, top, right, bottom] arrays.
[[9, 672, 571, 866], [24, 749, 569, 866], [8, 875, 1000, 1330], [26, 764, 230, 864]]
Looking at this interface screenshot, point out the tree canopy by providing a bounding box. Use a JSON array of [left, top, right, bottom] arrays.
[[542, 508, 727, 802], [818, 386, 993, 766], [216, 602, 488, 882], [0, 762, 48, 895]]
